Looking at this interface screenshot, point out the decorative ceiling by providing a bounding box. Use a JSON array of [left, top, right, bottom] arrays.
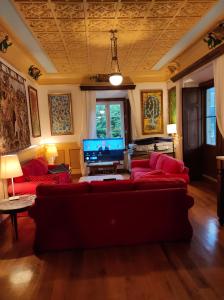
[[11, 0, 219, 82]]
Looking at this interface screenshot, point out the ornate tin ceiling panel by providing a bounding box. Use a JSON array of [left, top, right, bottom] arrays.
[[12, 0, 219, 80]]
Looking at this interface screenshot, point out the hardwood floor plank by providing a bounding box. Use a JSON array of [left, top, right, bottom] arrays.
[[0, 180, 224, 300]]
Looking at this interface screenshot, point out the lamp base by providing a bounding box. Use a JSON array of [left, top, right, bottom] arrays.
[[9, 195, 20, 201]]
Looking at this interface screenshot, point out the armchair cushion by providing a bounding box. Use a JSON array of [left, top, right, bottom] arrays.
[[149, 152, 162, 169], [156, 155, 184, 173]]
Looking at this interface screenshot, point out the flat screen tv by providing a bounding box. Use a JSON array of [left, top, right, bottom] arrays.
[[83, 138, 125, 163]]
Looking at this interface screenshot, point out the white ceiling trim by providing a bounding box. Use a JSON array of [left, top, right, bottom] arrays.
[[152, 0, 224, 71], [0, 0, 57, 73]]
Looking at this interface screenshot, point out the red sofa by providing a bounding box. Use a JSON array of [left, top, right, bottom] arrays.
[[29, 178, 194, 252], [8, 157, 72, 196], [131, 152, 189, 183]]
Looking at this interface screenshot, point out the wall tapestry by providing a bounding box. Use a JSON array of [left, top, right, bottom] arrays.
[[0, 61, 31, 154], [48, 93, 73, 135], [28, 86, 41, 138], [168, 87, 176, 124], [141, 90, 163, 135]]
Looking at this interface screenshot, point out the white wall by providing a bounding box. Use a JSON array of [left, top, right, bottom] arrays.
[[129, 82, 168, 140]]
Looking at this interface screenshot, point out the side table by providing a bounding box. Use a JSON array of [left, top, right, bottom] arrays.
[[0, 195, 35, 240]]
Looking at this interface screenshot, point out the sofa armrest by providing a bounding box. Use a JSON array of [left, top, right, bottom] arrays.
[[131, 159, 149, 169]]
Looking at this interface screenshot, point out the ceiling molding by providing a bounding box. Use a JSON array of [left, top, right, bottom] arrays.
[[171, 42, 224, 82], [0, 0, 57, 73], [153, 0, 224, 71], [7, 0, 220, 83], [80, 84, 136, 91]]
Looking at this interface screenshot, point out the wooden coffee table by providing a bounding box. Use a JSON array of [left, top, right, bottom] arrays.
[[79, 174, 124, 182], [0, 195, 35, 240]]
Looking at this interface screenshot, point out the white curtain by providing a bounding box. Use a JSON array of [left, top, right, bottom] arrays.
[[79, 91, 96, 175], [213, 54, 224, 138], [128, 90, 140, 140]]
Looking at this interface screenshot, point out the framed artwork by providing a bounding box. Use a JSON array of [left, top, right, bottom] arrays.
[[48, 93, 73, 135], [141, 90, 163, 135], [0, 61, 31, 154], [168, 87, 176, 124], [28, 86, 41, 137]]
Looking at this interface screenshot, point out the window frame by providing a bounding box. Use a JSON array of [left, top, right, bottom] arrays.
[[204, 86, 216, 146], [96, 100, 125, 138], [96, 98, 131, 148]]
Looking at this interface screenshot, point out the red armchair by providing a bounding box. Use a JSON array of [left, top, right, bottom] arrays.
[[8, 157, 72, 196]]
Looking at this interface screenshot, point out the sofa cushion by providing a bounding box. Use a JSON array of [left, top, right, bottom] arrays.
[[36, 182, 90, 197], [8, 182, 40, 195], [22, 159, 48, 177], [132, 170, 165, 180], [149, 152, 162, 169], [27, 174, 59, 183], [134, 178, 187, 190], [90, 180, 134, 193], [155, 155, 184, 173], [13, 175, 25, 183], [132, 167, 152, 173]]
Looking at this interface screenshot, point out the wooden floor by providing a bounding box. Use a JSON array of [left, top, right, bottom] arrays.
[[0, 181, 224, 300]]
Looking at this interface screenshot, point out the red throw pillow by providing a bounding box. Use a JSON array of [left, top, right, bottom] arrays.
[[36, 157, 49, 174], [27, 174, 59, 184], [156, 155, 184, 173], [149, 152, 162, 169], [22, 159, 48, 176]]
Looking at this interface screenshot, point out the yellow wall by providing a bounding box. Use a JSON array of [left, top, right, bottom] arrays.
[[17, 143, 81, 175]]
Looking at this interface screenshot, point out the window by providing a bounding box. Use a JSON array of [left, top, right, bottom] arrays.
[[96, 101, 124, 138], [205, 87, 216, 146]]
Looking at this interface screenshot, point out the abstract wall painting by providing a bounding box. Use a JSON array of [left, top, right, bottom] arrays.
[[48, 93, 73, 135], [141, 90, 163, 135]]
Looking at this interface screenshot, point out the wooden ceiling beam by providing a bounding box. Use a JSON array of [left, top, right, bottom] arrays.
[[171, 43, 224, 82]]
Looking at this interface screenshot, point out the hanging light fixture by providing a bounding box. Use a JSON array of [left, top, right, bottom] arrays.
[[109, 30, 123, 86]]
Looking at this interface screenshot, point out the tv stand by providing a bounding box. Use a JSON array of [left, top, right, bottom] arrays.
[[87, 161, 119, 175]]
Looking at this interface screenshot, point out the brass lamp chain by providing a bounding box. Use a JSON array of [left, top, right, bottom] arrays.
[[110, 30, 121, 73]]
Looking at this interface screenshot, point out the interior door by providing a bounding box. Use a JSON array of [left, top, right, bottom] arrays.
[[182, 87, 203, 180], [202, 86, 217, 179]]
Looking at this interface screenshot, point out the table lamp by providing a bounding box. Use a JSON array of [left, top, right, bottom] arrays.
[[167, 124, 177, 154], [46, 144, 58, 164], [0, 154, 23, 200]]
